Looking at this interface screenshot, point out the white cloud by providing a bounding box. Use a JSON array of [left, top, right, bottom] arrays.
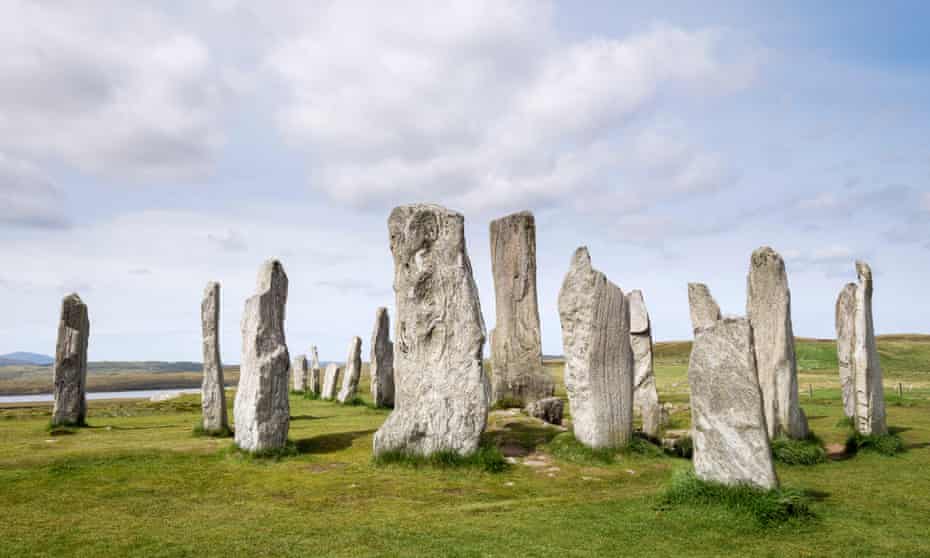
[[269, 5, 758, 215], [0, 152, 69, 228], [922, 192, 930, 213], [0, 1, 226, 180]]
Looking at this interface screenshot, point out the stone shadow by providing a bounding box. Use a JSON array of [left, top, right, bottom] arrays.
[[294, 429, 377, 454], [290, 414, 333, 422]]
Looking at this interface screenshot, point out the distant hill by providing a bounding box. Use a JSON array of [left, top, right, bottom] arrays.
[[0, 352, 54, 366]]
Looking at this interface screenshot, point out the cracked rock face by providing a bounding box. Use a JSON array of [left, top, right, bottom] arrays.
[[746, 247, 808, 440], [627, 290, 661, 439], [321, 363, 341, 400], [370, 308, 395, 408], [337, 337, 363, 403], [852, 261, 887, 435], [233, 260, 290, 453], [201, 282, 228, 433], [688, 314, 778, 490], [557, 247, 633, 448], [489, 211, 553, 406], [373, 204, 489, 457], [52, 293, 90, 426], [292, 355, 308, 392], [835, 283, 857, 419], [308, 346, 322, 396]]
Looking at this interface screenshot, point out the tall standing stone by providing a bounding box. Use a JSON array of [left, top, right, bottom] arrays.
[[233, 260, 290, 453], [321, 363, 341, 400], [835, 283, 857, 418], [292, 355, 308, 392], [373, 204, 490, 457], [627, 290, 661, 438], [688, 283, 721, 332], [337, 337, 362, 403], [308, 346, 322, 396], [51, 293, 90, 427], [688, 313, 778, 490], [370, 307, 395, 408], [852, 261, 886, 435], [746, 247, 808, 440], [557, 247, 634, 448], [201, 282, 228, 433], [489, 211, 553, 406]]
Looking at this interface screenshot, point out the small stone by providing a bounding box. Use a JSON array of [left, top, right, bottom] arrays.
[[292, 354, 308, 392], [524, 397, 564, 425], [308, 346, 322, 396], [200, 281, 229, 433], [626, 290, 662, 439], [369, 308, 395, 408], [52, 293, 90, 427], [337, 337, 362, 403], [321, 363, 342, 400], [373, 204, 490, 457], [233, 260, 291, 453], [557, 247, 634, 448]]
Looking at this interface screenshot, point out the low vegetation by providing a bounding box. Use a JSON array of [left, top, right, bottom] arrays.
[[771, 434, 827, 465], [844, 430, 905, 456], [373, 444, 507, 473]]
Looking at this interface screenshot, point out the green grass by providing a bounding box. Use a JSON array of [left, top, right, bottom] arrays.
[[373, 444, 507, 473], [658, 470, 814, 527], [771, 434, 827, 465], [192, 424, 234, 438], [546, 432, 665, 465]]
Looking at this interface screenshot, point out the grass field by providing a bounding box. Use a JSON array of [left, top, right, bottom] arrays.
[[1, 337, 929, 557]]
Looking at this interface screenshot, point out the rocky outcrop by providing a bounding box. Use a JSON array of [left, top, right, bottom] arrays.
[[52, 293, 90, 426], [370, 308, 395, 408], [489, 211, 553, 406], [688, 314, 778, 490], [233, 260, 291, 453], [746, 247, 808, 440], [557, 247, 633, 448], [200, 282, 228, 433], [337, 337, 362, 403], [627, 289, 661, 438], [373, 204, 489, 457]]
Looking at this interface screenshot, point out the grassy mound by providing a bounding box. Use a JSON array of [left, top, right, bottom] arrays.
[[845, 430, 904, 456], [225, 440, 299, 461], [772, 434, 826, 465], [373, 444, 507, 473], [546, 432, 664, 465], [192, 424, 234, 438], [658, 470, 814, 527]]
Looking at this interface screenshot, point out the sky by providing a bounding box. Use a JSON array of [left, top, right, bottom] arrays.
[[1, 0, 929, 363]]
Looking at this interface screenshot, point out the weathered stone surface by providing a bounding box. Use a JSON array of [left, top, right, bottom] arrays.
[[626, 290, 662, 438], [373, 204, 490, 457], [835, 283, 857, 418], [292, 355, 308, 392], [52, 293, 90, 426], [308, 346, 322, 395], [525, 397, 564, 425], [370, 308, 395, 408], [557, 247, 634, 448], [852, 261, 887, 435], [489, 211, 553, 406], [233, 260, 290, 453], [321, 363, 341, 400], [746, 247, 808, 440], [688, 283, 721, 332], [201, 282, 228, 433], [337, 337, 362, 403], [688, 316, 778, 489]]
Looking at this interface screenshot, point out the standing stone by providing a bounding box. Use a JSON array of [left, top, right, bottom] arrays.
[[688, 312, 778, 490], [370, 308, 395, 408], [746, 247, 808, 440], [373, 204, 490, 457], [292, 355, 308, 392], [233, 260, 290, 453], [489, 211, 553, 406], [627, 290, 661, 438], [835, 283, 857, 419], [201, 282, 228, 433], [852, 261, 887, 435], [321, 363, 341, 400], [308, 346, 322, 396], [51, 293, 90, 427], [337, 337, 362, 403], [557, 247, 634, 448], [688, 283, 721, 332]]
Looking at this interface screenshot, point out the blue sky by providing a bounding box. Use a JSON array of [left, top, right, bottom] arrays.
[[1, 1, 928, 362]]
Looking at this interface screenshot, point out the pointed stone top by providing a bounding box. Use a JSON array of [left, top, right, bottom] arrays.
[[204, 281, 220, 295], [627, 289, 650, 334], [63, 293, 84, 305], [855, 260, 872, 282], [570, 246, 591, 269], [688, 283, 721, 333], [375, 307, 388, 318], [750, 246, 785, 271], [257, 259, 287, 291]]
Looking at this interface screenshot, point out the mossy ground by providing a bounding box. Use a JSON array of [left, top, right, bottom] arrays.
[[1, 337, 929, 556]]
